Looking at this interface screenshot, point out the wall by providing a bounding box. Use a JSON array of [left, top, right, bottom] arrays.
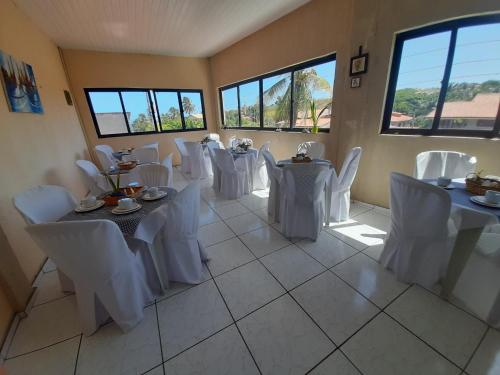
[[62, 50, 218, 166], [0, 0, 89, 338]]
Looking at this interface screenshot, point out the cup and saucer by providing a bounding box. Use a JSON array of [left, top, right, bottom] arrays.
[[431, 176, 454, 190], [75, 196, 105, 213], [112, 198, 142, 215], [142, 187, 167, 201], [470, 190, 500, 208]]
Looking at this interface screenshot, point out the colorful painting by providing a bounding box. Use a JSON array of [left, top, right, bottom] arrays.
[[0, 50, 43, 113]]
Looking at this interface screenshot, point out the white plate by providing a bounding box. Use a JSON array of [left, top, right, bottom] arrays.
[[74, 200, 105, 213], [428, 181, 455, 190], [470, 196, 500, 209], [111, 203, 142, 215], [142, 191, 168, 201]]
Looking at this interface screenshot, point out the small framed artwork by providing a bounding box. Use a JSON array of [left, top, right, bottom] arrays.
[[351, 77, 361, 88], [350, 52, 368, 76]]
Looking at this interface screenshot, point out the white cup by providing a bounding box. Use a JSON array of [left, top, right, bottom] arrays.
[[484, 190, 500, 205], [81, 195, 96, 208], [118, 198, 134, 210], [437, 176, 451, 187], [149, 187, 159, 197]]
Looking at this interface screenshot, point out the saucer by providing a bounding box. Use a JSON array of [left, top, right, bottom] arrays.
[[111, 203, 142, 215], [142, 191, 168, 201], [75, 200, 105, 213], [470, 196, 500, 208]]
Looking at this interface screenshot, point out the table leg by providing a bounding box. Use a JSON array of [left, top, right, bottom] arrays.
[[441, 227, 483, 299]]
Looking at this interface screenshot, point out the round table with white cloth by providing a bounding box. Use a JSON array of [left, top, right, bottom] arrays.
[[232, 148, 258, 190], [277, 158, 332, 167]]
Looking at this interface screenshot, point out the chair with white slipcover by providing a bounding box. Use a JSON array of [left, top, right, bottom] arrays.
[[380, 172, 458, 288], [135, 164, 169, 187], [253, 142, 271, 190], [26, 220, 154, 335], [262, 151, 282, 222], [174, 138, 191, 174], [327, 147, 362, 222], [207, 141, 222, 192], [227, 136, 238, 149], [213, 149, 248, 199], [184, 141, 209, 179], [297, 141, 325, 159], [161, 154, 174, 188], [152, 182, 208, 284], [76, 160, 106, 197], [95, 145, 116, 171], [413, 151, 477, 180], [131, 147, 159, 164], [280, 164, 331, 240]]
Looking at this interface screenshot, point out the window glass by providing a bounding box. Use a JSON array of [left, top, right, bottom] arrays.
[[221, 87, 239, 127], [263, 73, 292, 128], [239, 81, 260, 127], [156, 92, 182, 131], [121, 91, 156, 133], [88, 92, 128, 135], [181, 92, 204, 129]]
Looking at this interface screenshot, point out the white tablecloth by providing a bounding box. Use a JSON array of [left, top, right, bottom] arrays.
[[233, 149, 258, 191]]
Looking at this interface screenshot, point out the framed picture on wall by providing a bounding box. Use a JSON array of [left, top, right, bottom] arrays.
[[350, 53, 368, 76]]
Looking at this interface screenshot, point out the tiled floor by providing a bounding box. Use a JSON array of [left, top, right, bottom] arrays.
[[4, 167, 499, 374]]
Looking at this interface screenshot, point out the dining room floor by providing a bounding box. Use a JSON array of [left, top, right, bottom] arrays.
[[3, 167, 499, 375]]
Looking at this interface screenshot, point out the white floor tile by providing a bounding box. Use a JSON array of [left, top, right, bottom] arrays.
[[239, 226, 291, 258], [5, 336, 80, 375], [156, 265, 211, 302], [253, 207, 274, 224], [386, 286, 487, 368], [466, 328, 500, 375], [261, 244, 325, 290], [309, 350, 361, 375], [215, 260, 285, 320], [8, 296, 81, 358], [33, 271, 71, 306], [296, 231, 358, 268], [143, 365, 164, 375], [237, 294, 334, 375], [164, 325, 259, 375], [198, 221, 235, 247], [355, 210, 391, 233], [239, 193, 268, 211], [292, 272, 379, 344], [199, 201, 221, 227], [343, 314, 460, 375], [205, 194, 238, 209], [362, 243, 384, 261], [326, 220, 386, 251], [349, 201, 374, 218], [76, 306, 162, 375], [157, 280, 232, 359], [224, 212, 267, 235], [213, 201, 249, 219], [332, 253, 408, 308], [205, 237, 256, 276]]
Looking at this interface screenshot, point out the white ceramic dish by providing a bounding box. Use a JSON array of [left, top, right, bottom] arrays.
[[142, 191, 168, 201], [470, 196, 500, 209], [74, 200, 105, 213], [111, 203, 142, 215]]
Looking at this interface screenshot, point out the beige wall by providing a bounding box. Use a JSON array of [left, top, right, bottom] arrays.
[[0, 0, 88, 338], [62, 50, 218, 166]]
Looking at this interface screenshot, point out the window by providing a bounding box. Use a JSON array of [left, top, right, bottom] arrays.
[[85, 88, 207, 137], [382, 15, 500, 138], [219, 54, 336, 132]]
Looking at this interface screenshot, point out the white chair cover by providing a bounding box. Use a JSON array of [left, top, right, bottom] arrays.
[[228, 136, 238, 149], [297, 141, 325, 159], [135, 164, 169, 187], [262, 151, 282, 222], [184, 141, 209, 179], [213, 149, 248, 199], [207, 141, 221, 192], [152, 182, 208, 284], [161, 153, 174, 188], [380, 172, 456, 288], [26, 220, 154, 335], [253, 142, 271, 190], [95, 145, 116, 171], [131, 147, 159, 164], [280, 164, 331, 240], [174, 138, 191, 174], [327, 147, 362, 222], [76, 160, 106, 197], [414, 151, 477, 179], [207, 133, 220, 141]]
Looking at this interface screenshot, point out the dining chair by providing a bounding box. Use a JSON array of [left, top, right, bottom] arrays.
[[76, 160, 107, 197], [327, 147, 362, 222], [253, 141, 271, 190], [262, 150, 283, 222], [184, 141, 209, 179], [26, 220, 154, 335], [413, 151, 477, 180], [280, 164, 331, 240], [206, 141, 222, 192], [213, 149, 248, 199], [174, 138, 191, 174], [380, 172, 457, 288], [227, 135, 238, 149], [161, 153, 174, 188], [95, 145, 116, 171], [131, 147, 159, 164], [297, 141, 325, 159], [135, 164, 169, 187]]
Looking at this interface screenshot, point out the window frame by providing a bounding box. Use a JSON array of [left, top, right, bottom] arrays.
[[381, 14, 500, 138], [84, 88, 208, 138], [219, 53, 336, 133]]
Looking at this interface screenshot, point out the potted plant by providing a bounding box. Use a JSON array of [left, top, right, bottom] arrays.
[[309, 100, 332, 134], [103, 171, 126, 206], [236, 138, 253, 151]]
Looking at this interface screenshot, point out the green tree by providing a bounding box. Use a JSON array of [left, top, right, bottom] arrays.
[[182, 97, 195, 116], [131, 113, 154, 132]]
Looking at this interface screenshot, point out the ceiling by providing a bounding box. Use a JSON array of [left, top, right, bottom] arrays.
[[13, 0, 311, 57]]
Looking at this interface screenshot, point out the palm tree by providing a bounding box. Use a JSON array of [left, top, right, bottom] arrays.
[[182, 97, 195, 116], [263, 68, 331, 126]]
